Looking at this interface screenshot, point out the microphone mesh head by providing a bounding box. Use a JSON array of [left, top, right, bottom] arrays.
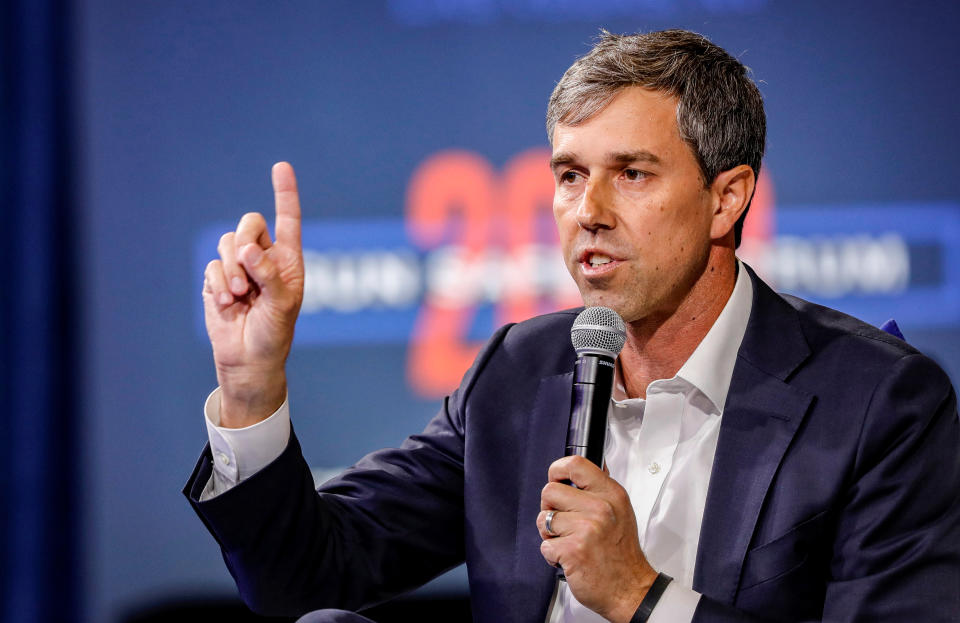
[[571, 306, 626, 357]]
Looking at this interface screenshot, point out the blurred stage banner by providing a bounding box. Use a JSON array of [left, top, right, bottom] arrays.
[[195, 152, 960, 397]]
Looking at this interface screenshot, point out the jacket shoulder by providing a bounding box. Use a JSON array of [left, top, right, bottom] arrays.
[[460, 308, 581, 394], [782, 292, 922, 364], [502, 308, 581, 349], [777, 292, 957, 411]]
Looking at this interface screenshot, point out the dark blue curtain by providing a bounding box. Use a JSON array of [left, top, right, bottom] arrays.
[[0, 0, 80, 621]]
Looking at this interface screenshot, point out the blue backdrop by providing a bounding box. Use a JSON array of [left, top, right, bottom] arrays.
[[4, 1, 960, 622]]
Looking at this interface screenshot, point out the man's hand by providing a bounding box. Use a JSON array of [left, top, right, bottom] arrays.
[[538, 455, 659, 623], [201, 162, 304, 428]]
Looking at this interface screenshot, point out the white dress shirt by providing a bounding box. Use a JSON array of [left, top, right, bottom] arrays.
[[202, 262, 753, 622]]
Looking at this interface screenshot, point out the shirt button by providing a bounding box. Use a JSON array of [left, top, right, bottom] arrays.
[[218, 453, 230, 466], [647, 461, 661, 475]]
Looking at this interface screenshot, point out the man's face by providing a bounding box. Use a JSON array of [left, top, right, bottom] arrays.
[[551, 86, 716, 324]]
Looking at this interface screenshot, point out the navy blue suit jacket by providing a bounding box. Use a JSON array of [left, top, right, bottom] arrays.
[[185, 267, 960, 622]]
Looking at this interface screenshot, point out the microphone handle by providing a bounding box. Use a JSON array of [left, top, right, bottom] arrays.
[[565, 353, 615, 468], [557, 353, 615, 581]]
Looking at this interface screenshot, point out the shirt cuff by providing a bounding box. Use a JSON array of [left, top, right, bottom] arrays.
[[646, 581, 701, 623], [201, 387, 291, 496]]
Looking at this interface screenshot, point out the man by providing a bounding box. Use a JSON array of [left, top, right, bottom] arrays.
[[185, 30, 960, 622]]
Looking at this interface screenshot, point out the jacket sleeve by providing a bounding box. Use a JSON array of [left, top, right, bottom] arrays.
[[693, 354, 960, 622], [182, 323, 514, 617]]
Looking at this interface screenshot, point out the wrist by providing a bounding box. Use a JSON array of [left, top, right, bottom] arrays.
[[217, 367, 287, 428], [608, 566, 660, 623], [629, 572, 673, 623]]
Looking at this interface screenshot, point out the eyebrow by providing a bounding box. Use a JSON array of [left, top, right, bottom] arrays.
[[549, 149, 662, 171], [611, 150, 661, 165], [549, 152, 577, 170]]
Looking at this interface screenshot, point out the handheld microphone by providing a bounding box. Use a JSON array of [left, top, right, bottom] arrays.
[[565, 306, 626, 468], [556, 306, 625, 581]]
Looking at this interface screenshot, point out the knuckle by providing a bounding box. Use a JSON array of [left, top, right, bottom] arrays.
[[612, 486, 629, 505], [585, 519, 604, 539], [217, 232, 234, 251], [571, 538, 587, 558], [603, 504, 617, 526], [239, 211, 265, 229], [584, 497, 604, 515]]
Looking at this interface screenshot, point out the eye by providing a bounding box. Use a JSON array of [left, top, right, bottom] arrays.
[[623, 169, 647, 181], [559, 170, 579, 184]]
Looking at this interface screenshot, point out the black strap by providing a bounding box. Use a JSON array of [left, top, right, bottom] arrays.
[[630, 572, 673, 623]]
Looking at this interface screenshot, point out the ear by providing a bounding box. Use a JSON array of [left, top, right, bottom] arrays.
[[709, 165, 755, 241]]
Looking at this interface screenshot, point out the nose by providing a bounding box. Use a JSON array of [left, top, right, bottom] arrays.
[[576, 179, 615, 232]]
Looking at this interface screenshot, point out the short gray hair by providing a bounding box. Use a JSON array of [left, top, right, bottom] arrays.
[[546, 29, 766, 246]]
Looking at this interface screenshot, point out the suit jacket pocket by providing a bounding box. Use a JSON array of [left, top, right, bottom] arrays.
[[740, 510, 829, 590]]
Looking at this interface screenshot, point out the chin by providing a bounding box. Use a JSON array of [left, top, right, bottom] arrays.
[[580, 294, 652, 325], [579, 292, 626, 316]]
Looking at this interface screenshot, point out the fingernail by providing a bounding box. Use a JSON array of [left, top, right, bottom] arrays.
[[231, 277, 245, 293], [219, 292, 232, 305]]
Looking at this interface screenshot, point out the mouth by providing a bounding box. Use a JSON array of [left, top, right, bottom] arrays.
[[577, 249, 622, 275]]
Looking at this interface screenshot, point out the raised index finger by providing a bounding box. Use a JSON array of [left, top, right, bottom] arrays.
[[271, 161, 302, 251]]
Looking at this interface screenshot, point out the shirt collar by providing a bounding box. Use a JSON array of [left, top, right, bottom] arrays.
[[612, 260, 753, 414]]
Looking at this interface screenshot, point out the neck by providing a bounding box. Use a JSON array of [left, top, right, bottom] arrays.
[[619, 245, 738, 398]]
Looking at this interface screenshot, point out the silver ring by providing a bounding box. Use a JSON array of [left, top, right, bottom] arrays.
[[545, 510, 558, 537]]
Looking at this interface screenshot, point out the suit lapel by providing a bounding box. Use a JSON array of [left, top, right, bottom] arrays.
[[693, 359, 812, 601], [693, 268, 814, 603], [512, 372, 573, 623]]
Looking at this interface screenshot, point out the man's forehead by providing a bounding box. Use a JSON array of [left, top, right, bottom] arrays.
[[550, 88, 684, 160]]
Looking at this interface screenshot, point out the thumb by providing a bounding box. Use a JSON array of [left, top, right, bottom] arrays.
[[238, 243, 293, 306]]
